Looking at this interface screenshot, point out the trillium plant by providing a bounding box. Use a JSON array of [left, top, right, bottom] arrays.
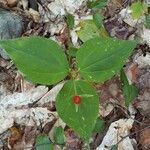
[[0, 36, 137, 140]]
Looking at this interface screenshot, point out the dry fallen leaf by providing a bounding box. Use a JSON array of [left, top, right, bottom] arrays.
[[0, 107, 57, 134], [13, 125, 39, 150], [28, 8, 40, 22], [7, 0, 18, 7], [0, 82, 65, 135], [141, 28, 150, 47], [139, 128, 150, 150], [8, 127, 22, 149], [134, 53, 150, 68], [48, 0, 86, 16], [0, 86, 48, 108], [134, 89, 150, 117], [96, 119, 135, 150], [38, 82, 64, 105], [64, 129, 83, 150], [126, 63, 139, 84], [96, 77, 123, 117]]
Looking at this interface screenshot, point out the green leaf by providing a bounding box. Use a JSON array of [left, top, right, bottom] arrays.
[[0, 36, 69, 85], [130, 1, 148, 19], [67, 47, 78, 57], [93, 117, 105, 133], [56, 80, 99, 139], [77, 20, 100, 42], [35, 134, 53, 150], [111, 145, 118, 150], [93, 12, 104, 28], [66, 13, 75, 29], [77, 37, 137, 83], [53, 126, 65, 146], [145, 14, 150, 29], [120, 69, 138, 107], [87, 0, 107, 9]]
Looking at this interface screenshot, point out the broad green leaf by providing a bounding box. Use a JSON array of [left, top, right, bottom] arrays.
[[120, 69, 138, 107], [93, 12, 104, 28], [35, 134, 53, 150], [130, 1, 148, 19], [77, 37, 137, 83], [53, 126, 65, 146], [145, 14, 150, 29], [87, 0, 107, 9], [66, 13, 75, 29], [93, 117, 105, 133], [0, 36, 69, 85], [77, 20, 100, 42], [56, 80, 99, 139]]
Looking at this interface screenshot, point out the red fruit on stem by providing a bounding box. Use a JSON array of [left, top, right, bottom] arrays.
[[73, 95, 81, 104]]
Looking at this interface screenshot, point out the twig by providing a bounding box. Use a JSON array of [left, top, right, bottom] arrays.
[[109, 101, 150, 126], [110, 125, 150, 149]]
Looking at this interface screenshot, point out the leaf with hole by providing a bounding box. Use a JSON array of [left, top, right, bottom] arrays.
[[77, 37, 137, 83], [0, 36, 69, 85], [56, 80, 99, 139]]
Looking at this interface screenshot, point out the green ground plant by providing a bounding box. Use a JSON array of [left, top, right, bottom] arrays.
[[0, 36, 137, 140]]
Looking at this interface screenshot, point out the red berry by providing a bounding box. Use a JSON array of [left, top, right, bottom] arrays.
[[73, 95, 81, 104]]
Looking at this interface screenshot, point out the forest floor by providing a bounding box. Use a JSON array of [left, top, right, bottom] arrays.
[[0, 0, 150, 150]]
